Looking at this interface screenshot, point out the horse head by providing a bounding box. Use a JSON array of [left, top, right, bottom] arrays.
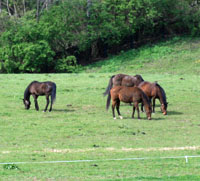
[[146, 105, 152, 120], [23, 99, 31, 110], [145, 98, 152, 120], [161, 102, 168, 115]]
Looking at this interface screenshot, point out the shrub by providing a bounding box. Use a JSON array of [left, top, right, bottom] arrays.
[[0, 41, 55, 73], [55, 56, 80, 73]]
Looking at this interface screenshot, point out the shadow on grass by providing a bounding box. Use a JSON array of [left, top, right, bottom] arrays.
[[53, 109, 75, 112], [117, 116, 165, 121], [167, 111, 183, 115]]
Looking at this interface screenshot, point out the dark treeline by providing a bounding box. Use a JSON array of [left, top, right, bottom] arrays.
[[0, 0, 200, 73]]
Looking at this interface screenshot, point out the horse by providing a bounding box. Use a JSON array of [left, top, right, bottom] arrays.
[[106, 86, 152, 120], [138, 81, 168, 115], [103, 74, 144, 96], [23, 81, 56, 112]]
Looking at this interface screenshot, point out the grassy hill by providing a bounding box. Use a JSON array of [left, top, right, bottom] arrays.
[[0, 36, 200, 180], [83, 36, 200, 75]]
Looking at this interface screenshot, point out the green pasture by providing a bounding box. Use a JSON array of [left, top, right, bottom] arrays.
[[1, 37, 200, 180]]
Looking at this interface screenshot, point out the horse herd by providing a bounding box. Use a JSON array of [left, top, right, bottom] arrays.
[[23, 74, 168, 120], [103, 74, 168, 120]]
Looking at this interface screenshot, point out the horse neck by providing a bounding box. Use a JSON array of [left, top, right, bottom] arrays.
[[157, 86, 167, 105], [141, 92, 150, 108], [24, 87, 31, 101]]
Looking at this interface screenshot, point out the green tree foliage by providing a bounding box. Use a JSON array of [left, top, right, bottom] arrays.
[[0, 17, 55, 73], [0, 0, 200, 73]]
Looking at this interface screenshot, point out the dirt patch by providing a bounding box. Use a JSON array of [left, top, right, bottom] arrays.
[[2, 146, 200, 154], [42, 146, 200, 153]]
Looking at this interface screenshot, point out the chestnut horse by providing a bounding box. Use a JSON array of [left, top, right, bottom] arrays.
[[23, 81, 56, 112], [106, 86, 152, 120], [103, 74, 144, 96], [138, 81, 168, 115]]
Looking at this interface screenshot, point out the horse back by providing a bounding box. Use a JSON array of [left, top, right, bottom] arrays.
[[121, 76, 136, 87], [29, 81, 55, 95], [112, 86, 143, 103], [138, 81, 155, 97], [113, 74, 126, 86], [114, 74, 144, 87]]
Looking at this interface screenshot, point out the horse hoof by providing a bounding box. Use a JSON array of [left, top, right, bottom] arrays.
[[119, 116, 123, 119]]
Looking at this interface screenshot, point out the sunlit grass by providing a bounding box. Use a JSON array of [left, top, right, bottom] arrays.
[[1, 37, 200, 180]]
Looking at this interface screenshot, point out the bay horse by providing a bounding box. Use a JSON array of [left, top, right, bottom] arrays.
[[106, 86, 152, 120], [138, 81, 168, 115], [23, 81, 56, 112], [103, 74, 144, 96]]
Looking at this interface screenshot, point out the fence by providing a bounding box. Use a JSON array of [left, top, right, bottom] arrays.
[[1, 155, 200, 165]]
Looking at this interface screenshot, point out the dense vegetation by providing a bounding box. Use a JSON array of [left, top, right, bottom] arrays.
[[1, 0, 200, 73]]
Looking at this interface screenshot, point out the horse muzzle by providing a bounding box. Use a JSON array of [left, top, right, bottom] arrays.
[[163, 112, 167, 115]]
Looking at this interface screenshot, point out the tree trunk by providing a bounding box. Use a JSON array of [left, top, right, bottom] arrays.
[[36, 0, 40, 22], [0, 0, 2, 13], [7, 0, 11, 16], [23, 0, 26, 14], [13, 0, 18, 17], [87, 0, 92, 17]]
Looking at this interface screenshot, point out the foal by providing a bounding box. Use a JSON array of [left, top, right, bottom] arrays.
[[106, 86, 152, 120], [23, 81, 56, 112]]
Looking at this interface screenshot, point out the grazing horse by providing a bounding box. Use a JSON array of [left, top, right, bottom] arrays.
[[23, 81, 56, 112], [138, 81, 168, 115], [106, 86, 152, 120], [103, 74, 144, 96]]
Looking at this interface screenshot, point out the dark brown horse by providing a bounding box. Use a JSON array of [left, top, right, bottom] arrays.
[[103, 74, 144, 96], [106, 86, 152, 120], [138, 81, 168, 115], [23, 81, 56, 112]]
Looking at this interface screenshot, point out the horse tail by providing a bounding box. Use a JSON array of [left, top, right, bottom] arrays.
[[51, 83, 57, 104], [106, 91, 111, 110], [103, 75, 115, 96]]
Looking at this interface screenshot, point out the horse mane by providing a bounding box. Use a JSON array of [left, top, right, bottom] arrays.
[[135, 74, 144, 81], [155, 83, 167, 105], [24, 81, 38, 100], [141, 90, 151, 105]]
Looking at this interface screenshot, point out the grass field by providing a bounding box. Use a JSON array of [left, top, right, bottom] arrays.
[[0, 37, 200, 180]]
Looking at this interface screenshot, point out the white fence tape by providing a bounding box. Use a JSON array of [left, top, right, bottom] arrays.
[[1, 155, 200, 165]]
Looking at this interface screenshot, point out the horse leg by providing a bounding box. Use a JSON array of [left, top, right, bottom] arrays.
[[49, 95, 53, 112], [116, 100, 123, 119], [33, 95, 39, 111], [132, 105, 136, 119], [152, 97, 156, 113], [112, 100, 117, 119], [135, 102, 140, 119], [44, 95, 49, 112], [141, 102, 144, 112]]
